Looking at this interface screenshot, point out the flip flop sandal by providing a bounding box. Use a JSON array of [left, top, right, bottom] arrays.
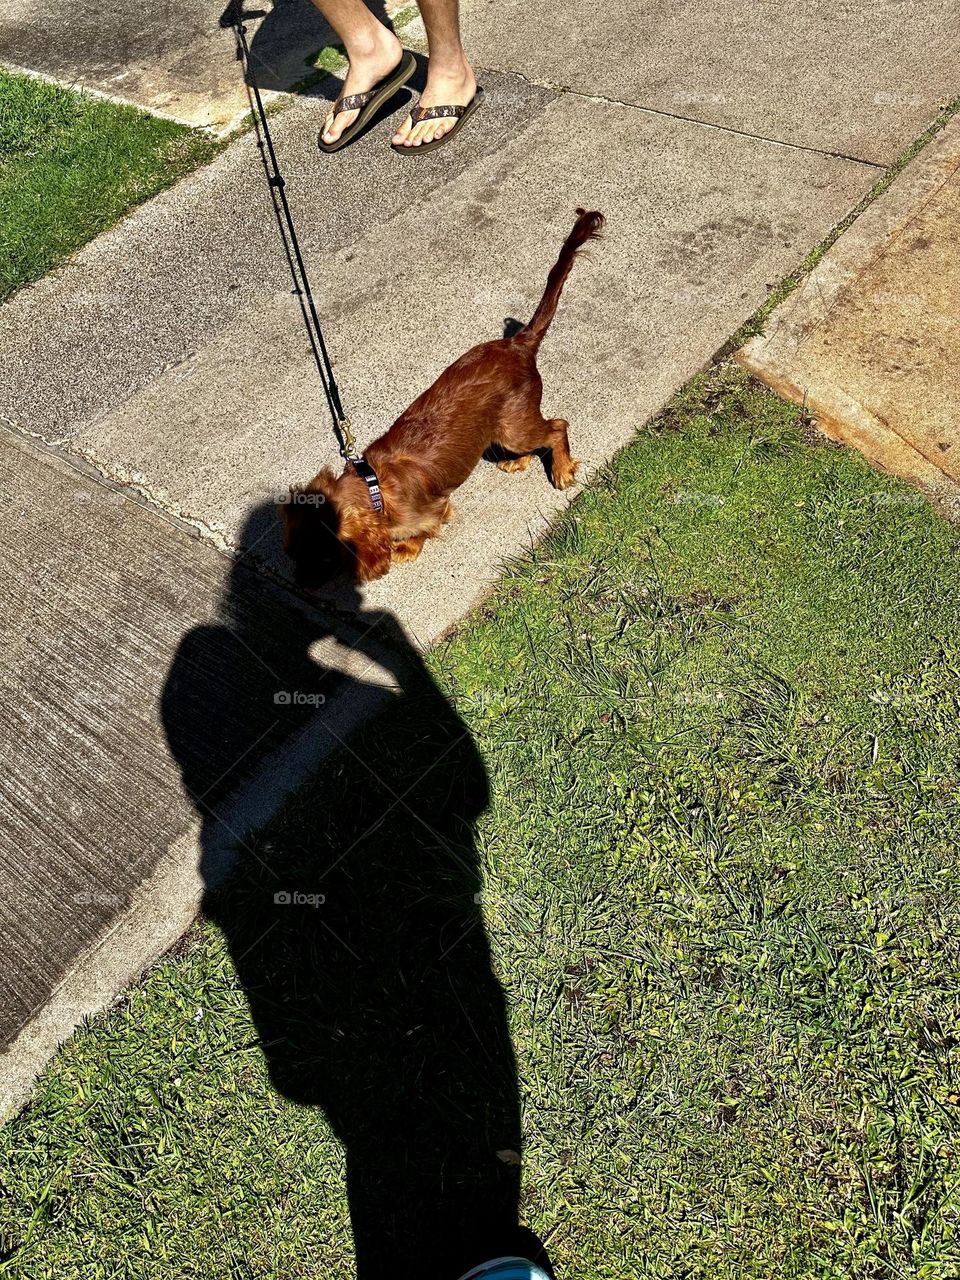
[[318, 49, 416, 154], [391, 87, 485, 155]]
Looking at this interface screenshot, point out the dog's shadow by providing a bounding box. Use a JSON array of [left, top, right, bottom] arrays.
[[160, 502, 553, 1277]]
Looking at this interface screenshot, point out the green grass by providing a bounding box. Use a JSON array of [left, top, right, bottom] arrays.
[[303, 6, 421, 83], [2, 365, 960, 1278], [0, 71, 217, 301]]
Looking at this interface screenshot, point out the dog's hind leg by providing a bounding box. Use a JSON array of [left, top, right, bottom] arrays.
[[496, 453, 533, 473], [494, 410, 545, 474], [496, 411, 580, 490], [543, 417, 579, 490]]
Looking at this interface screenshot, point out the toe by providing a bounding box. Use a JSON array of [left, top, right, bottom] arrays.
[[392, 112, 413, 145], [323, 108, 359, 143]]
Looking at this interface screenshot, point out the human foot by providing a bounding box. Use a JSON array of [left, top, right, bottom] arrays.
[[320, 25, 404, 146], [391, 57, 477, 147]]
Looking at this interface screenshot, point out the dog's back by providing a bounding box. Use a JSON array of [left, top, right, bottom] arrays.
[[368, 209, 604, 489]]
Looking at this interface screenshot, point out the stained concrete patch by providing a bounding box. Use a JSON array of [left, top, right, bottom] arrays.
[[65, 96, 877, 640], [0, 428, 405, 1108], [0, 71, 554, 444], [738, 115, 960, 514], [0, 0, 339, 130], [462, 0, 959, 164]]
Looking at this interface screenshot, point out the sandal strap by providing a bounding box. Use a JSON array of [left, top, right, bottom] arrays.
[[334, 89, 375, 115], [409, 100, 469, 125]]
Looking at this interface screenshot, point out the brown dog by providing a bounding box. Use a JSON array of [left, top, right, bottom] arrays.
[[281, 208, 604, 586]]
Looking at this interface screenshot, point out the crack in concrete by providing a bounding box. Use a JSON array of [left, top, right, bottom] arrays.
[[480, 65, 887, 170], [1, 417, 225, 550], [68, 440, 233, 549]]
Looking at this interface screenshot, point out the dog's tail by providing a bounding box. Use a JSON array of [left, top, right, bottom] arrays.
[[519, 207, 604, 349]]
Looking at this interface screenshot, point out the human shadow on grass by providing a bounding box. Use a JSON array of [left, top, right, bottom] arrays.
[[161, 503, 551, 1279]]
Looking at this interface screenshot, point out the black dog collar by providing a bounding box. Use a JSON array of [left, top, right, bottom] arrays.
[[349, 455, 384, 515]]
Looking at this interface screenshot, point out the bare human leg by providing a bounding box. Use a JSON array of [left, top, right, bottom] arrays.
[[391, 0, 477, 147], [311, 0, 404, 145]]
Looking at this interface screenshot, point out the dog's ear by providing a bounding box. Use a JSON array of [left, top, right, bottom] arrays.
[[340, 506, 393, 583], [305, 466, 338, 496], [278, 467, 350, 590], [278, 488, 299, 548]]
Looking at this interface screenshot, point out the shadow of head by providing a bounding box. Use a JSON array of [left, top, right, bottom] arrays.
[[159, 501, 373, 829], [280, 467, 394, 588], [278, 467, 350, 587]]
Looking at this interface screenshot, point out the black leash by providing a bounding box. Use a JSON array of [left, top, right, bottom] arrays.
[[220, 0, 384, 514]]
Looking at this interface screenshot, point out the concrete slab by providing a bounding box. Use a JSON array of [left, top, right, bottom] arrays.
[[738, 115, 960, 514], [0, 71, 554, 444], [5, 0, 956, 153], [0, 427, 405, 1110], [460, 0, 960, 164], [0, 0, 341, 131], [61, 96, 877, 639]]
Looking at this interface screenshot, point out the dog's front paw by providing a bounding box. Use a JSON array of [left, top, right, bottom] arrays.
[[551, 458, 580, 490], [391, 536, 427, 564]]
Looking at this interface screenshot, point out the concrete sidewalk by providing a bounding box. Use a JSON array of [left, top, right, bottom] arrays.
[[0, 431, 409, 1112], [1, 90, 878, 640], [738, 113, 960, 514], [1, 1, 957, 1108]]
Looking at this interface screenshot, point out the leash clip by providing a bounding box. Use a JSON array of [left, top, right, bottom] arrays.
[[337, 416, 358, 460], [339, 419, 383, 514]]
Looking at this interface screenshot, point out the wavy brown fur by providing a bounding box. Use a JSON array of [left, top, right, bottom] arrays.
[[281, 208, 605, 586]]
